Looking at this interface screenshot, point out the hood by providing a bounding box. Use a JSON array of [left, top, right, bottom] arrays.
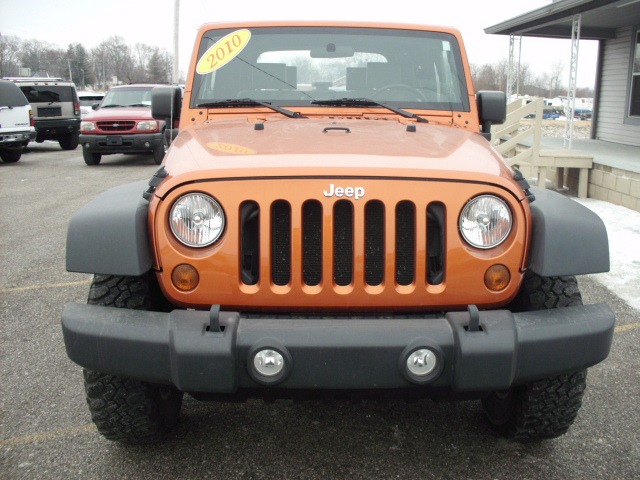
[[83, 106, 153, 121], [158, 116, 519, 197]]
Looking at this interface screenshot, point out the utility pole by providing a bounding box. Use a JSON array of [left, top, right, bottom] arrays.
[[173, 0, 180, 84]]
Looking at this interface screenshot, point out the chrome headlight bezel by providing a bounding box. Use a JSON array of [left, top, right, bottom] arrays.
[[459, 195, 512, 249], [169, 193, 225, 247]]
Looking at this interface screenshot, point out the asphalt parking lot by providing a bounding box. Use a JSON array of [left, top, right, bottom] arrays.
[[1, 143, 639, 479]]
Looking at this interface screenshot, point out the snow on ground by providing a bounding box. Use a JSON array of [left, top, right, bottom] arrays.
[[574, 197, 640, 310]]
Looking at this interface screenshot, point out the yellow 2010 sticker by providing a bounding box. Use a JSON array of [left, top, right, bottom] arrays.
[[207, 142, 257, 155], [196, 29, 251, 75]]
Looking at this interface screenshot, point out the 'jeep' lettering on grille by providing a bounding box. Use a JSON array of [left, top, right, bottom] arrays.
[[323, 183, 365, 200]]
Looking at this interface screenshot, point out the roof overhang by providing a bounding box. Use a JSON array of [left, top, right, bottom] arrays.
[[485, 0, 640, 40]]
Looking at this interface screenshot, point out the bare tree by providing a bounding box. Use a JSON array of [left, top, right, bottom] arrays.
[[548, 60, 565, 97], [101, 36, 134, 83], [0, 34, 22, 77], [20, 39, 66, 78]]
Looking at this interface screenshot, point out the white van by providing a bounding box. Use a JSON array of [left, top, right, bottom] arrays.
[[0, 80, 35, 163]]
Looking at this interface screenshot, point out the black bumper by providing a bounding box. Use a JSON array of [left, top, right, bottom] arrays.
[[80, 132, 162, 154], [34, 118, 80, 137], [61, 303, 614, 394]]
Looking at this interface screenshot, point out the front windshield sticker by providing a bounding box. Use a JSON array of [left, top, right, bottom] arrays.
[[196, 29, 252, 75], [207, 142, 257, 155]]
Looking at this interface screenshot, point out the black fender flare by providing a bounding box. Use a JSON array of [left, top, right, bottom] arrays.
[[527, 187, 609, 276], [66, 180, 152, 276]]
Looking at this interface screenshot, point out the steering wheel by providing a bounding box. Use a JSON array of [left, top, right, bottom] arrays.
[[371, 84, 429, 102]]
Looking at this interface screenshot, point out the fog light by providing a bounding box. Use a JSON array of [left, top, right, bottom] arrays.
[[171, 264, 199, 291], [145, 141, 151, 148], [253, 349, 284, 377], [484, 264, 510, 291], [406, 349, 437, 377]]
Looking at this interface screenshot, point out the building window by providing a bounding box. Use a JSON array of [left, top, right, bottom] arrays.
[[629, 29, 640, 117]]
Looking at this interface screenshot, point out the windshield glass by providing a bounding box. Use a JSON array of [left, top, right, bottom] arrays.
[[102, 87, 152, 107], [191, 26, 469, 111], [20, 85, 73, 103]]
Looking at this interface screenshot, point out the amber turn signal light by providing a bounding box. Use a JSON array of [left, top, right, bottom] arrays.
[[484, 264, 510, 292], [172, 264, 199, 291]]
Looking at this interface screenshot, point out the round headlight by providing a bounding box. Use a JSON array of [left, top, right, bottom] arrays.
[[170, 193, 225, 247], [459, 195, 512, 249]]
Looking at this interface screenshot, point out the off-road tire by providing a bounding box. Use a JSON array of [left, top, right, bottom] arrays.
[[83, 370, 182, 444], [59, 132, 79, 150], [0, 149, 21, 163], [84, 274, 182, 444], [83, 149, 101, 165], [482, 272, 587, 441]]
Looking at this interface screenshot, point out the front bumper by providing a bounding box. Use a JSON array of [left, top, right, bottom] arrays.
[[80, 132, 163, 154], [61, 303, 614, 394]]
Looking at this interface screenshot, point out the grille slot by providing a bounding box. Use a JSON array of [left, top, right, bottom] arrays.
[[427, 202, 445, 285], [271, 200, 291, 286], [333, 200, 353, 286], [302, 201, 322, 286], [365, 201, 385, 286], [395, 201, 415, 286], [240, 201, 260, 285]]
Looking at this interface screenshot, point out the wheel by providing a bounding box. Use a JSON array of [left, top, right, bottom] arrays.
[[59, 132, 79, 150], [153, 131, 168, 165], [0, 149, 22, 163], [482, 273, 586, 441], [83, 274, 183, 444], [83, 149, 101, 165], [83, 370, 183, 445], [482, 370, 587, 441], [371, 83, 428, 102]]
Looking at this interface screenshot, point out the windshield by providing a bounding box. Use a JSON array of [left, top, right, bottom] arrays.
[[191, 26, 470, 112], [101, 87, 152, 107]]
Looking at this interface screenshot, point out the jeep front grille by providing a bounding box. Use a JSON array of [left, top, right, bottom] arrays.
[[97, 121, 135, 132], [240, 198, 445, 288]]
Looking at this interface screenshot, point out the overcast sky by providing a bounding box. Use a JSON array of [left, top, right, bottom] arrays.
[[0, 0, 599, 88]]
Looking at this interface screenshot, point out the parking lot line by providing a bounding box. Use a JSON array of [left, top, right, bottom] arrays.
[[0, 424, 96, 447], [0, 280, 91, 294], [615, 322, 640, 333]]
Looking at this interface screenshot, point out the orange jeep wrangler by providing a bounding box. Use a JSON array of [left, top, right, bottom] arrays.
[[62, 21, 615, 444]]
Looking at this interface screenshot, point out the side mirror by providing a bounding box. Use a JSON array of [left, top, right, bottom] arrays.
[[152, 85, 182, 128], [477, 91, 506, 139], [91, 103, 99, 110]]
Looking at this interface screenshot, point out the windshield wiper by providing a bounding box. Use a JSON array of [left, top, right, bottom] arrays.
[[196, 98, 307, 119], [311, 98, 428, 123], [101, 104, 126, 108]]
